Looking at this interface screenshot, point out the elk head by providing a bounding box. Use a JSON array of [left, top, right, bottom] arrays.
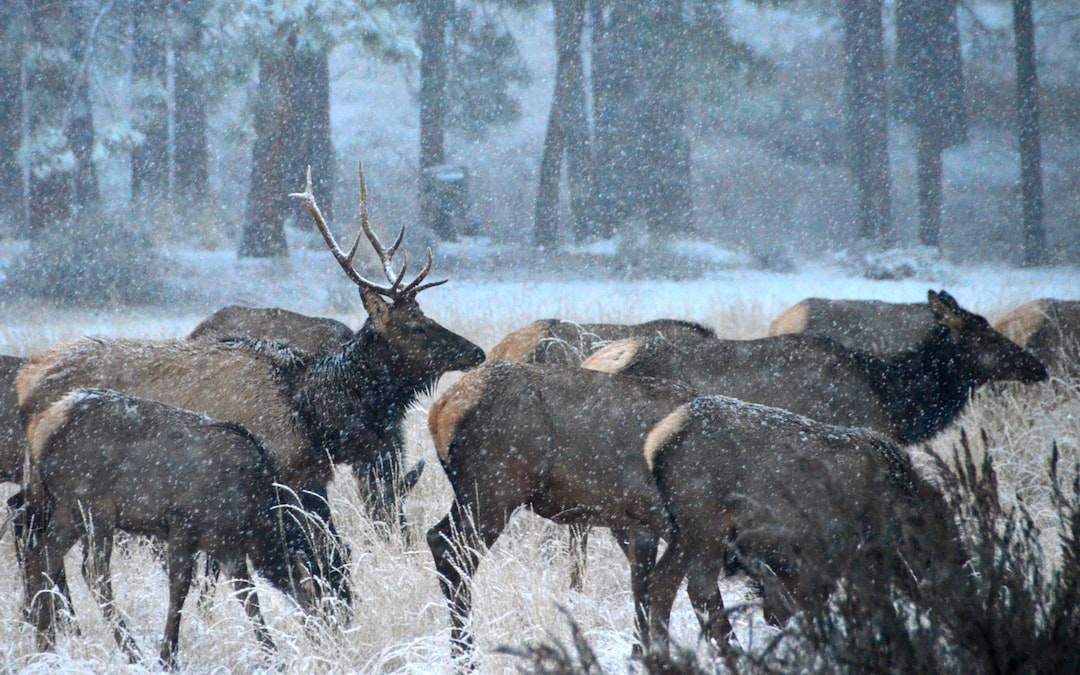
[[291, 164, 485, 381], [927, 290, 1048, 385]]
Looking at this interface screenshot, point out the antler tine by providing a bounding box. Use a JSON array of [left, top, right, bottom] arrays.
[[356, 162, 408, 287], [290, 166, 396, 295], [400, 248, 449, 297]]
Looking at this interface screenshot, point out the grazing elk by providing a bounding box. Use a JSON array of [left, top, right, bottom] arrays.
[[488, 317, 713, 590], [585, 290, 1048, 445], [489, 318, 714, 365], [188, 305, 354, 355], [994, 298, 1080, 377], [427, 362, 699, 657], [21, 388, 323, 667], [17, 165, 485, 605], [767, 297, 938, 357], [1, 354, 27, 483], [643, 395, 966, 660]]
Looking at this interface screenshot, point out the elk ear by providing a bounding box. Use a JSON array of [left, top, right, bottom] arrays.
[[928, 290, 964, 331], [361, 290, 392, 332]]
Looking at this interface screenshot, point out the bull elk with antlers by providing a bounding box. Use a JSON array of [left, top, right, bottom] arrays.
[[16, 164, 485, 606]]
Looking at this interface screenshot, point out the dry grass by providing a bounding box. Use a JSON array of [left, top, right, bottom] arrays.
[[0, 295, 1075, 673]]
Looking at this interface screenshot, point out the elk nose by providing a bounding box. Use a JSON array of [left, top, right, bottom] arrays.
[[462, 345, 486, 369]]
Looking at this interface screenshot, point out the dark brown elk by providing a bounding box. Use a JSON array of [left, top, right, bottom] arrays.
[[994, 298, 1080, 377], [489, 318, 714, 365], [188, 305, 354, 355], [188, 305, 426, 506], [17, 165, 485, 605], [21, 388, 323, 667], [487, 317, 713, 591], [1, 354, 27, 483], [643, 395, 965, 660], [426, 362, 699, 658], [768, 297, 937, 356], [585, 290, 1048, 445]]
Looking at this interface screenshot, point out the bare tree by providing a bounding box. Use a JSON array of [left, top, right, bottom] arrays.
[[896, 0, 968, 249], [172, 0, 210, 205], [1013, 0, 1048, 266], [840, 0, 892, 246], [534, 0, 592, 247], [418, 0, 451, 238], [131, 0, 169, 205], [0, 6, 24, 234]]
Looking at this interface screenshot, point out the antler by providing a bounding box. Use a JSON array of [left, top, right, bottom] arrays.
[[290, 163, 447, 300]]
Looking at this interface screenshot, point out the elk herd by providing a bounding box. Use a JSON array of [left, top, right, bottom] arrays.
[[1, 164, 1078, 668]]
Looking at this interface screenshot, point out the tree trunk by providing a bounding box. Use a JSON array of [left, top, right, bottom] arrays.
[[840, 0, 892, 246], [896, 0, 966, 249], [131, 0, 170, 205], [562, 0, 595, 242], [292, 46, 334, 225], [240, 30, 296, 258], [418, 0, 450, 238], [173, 0, 209, 204], [66, 0, 99, 218], [0, 7, 25, 233], [534, 0, 589, 248], [916, 129, 943, 247], [1013, 0, 1047, 267], [590, 0, 635, 237], [638, 0, 693, 235]]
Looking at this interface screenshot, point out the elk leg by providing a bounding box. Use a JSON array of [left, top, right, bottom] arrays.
[[298, 485, 352, 607], [84, 526, 141, 662], [427, 500, 508, 658], [567, 523, 589, 593], [24, 506, 80, 652], [161, 527, 197, 669], [612, 527, 658, 656], [646, 537, 692, 663], [685, 557, 735, 649], [229, 559, 275, 652]]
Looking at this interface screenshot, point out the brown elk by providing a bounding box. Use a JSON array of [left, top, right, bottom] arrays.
[[489, 318, 714, 365], [994, 298, 1080, 377], [426, 362, 699, 658], [21, 388, 323, 667], [643, 395, 965, 660], [585, 290, 1048, 445], [188, 305, 427, 507], [188, 305, 354, 355], [488, 317, 713, 590], [1, 354, 27, 483], [767, 297, 937, 356], [17, 165, 485, 605]]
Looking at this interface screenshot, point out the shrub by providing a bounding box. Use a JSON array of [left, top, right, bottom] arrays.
[[4, 215, 166, 307]]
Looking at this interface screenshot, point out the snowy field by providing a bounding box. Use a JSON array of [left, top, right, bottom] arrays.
[[0, 242, 1077, 672]]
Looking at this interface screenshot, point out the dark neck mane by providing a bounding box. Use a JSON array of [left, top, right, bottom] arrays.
[[851, 325, 980, 445], [294, 322, 437, 467]]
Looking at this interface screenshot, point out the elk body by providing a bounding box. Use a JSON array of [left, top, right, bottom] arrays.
[[489, 318, 714, 365], [188, 304, 427, 504], [585, 291, 1048, 445], [426, 362, 698, 656], [188, 305, 354, 355], [16, 166, 485, 604], [644, 395, 965, 659], [22, 388, 322, 667], [1, 354, 27, 483], [767, 297, 937, 357], [994, 298, 1080, 377]]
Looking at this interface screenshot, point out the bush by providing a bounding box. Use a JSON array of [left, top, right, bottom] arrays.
[[4, 215, 166, 307]]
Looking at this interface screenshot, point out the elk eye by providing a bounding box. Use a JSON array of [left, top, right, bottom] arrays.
[[411, 326, 426, 335]]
